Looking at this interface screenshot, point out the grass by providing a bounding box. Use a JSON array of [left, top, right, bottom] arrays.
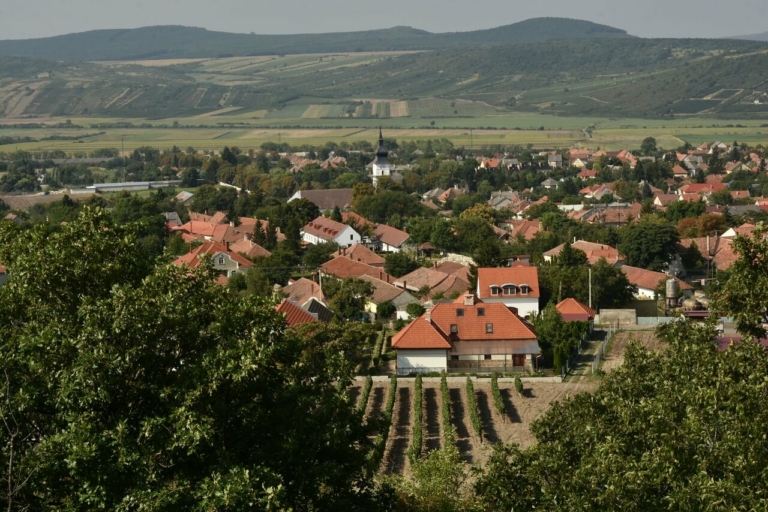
[[2, 113, 768, 153]]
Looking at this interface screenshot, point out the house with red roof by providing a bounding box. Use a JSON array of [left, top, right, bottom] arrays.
[[331, 243, 384, 267], [394, 265, 470, 300], [229, 237, 271, 259], [281, 277, 327, 307], [620, 265, 692, 299], [275, 299, 320, 327], [555, 298, 596, 330], [374, 223, 411, 253], [301, 216, 361, 247], [543, 240, 622, 266], [391, 294, 539, 374], [172, 241, 253, 282], [476, 266, 540, 318], [320, 256, 392, 282], [678, 183, 728, 196]]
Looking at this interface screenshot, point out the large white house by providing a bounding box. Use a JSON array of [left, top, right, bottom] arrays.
[[301, 216, 361, 247], [475, 265, 540, 318], [370, 129, 391, 187]]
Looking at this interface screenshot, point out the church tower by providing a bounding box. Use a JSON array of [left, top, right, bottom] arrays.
[[371, 128, 391, 187]]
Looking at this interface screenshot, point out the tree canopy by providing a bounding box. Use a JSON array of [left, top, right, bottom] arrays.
[[0, 208, 384, 510]]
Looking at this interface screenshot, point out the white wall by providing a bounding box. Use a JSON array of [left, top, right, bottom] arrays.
[[397, 350, 447, 373], [481, 297, 539, 318], [635, 287, 656, 300]]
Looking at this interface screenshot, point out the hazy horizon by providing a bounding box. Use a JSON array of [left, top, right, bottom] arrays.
[[1, 0, 767, 41]]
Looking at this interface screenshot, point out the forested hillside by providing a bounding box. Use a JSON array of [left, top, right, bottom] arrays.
[[0, 18, 629, 61]]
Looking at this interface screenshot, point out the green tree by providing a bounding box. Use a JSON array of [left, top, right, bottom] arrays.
[[640, 136, 657, 155], [555, 240, 588, 267], [384, 251, 420, 278], [304, 242, 339, 268], [406, 302, 426, 319], [324, 278, 374, 322], [475, 319, 768, 510], [331, 205, 343, 222], [429, 220, 456, 252], [377, 301, 396, 320], [618, 215, 679, 271], [0, 208, 387, 510]]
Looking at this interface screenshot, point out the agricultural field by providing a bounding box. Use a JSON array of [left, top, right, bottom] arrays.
[[351, 377, 597, 475], [601, 330, 665, 373]]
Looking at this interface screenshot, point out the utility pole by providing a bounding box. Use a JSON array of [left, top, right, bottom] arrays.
[[589, 267, 592, 309], [470, 129, 473, 151]]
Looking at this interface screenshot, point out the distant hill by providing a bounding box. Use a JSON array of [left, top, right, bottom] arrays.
[[2, 37, 768, 119], [0, 18, 630, 61], [731, 32, 768, 42]]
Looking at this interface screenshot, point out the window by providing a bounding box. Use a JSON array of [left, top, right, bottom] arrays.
[[486, 323, 493, 333], [503, 285, 517, 296], [450, 324, 458, 334], [477, 308, 485, 316], [456, 308, 464, 317], [218, 256, 225, 265], [484, 354, 492, 360], [520, 285, 529, 295], [451, 355, 459, 361], [490, 286, 500, 296]]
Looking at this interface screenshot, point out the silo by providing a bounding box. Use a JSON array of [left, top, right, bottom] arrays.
[[666, 279, 678, 308]]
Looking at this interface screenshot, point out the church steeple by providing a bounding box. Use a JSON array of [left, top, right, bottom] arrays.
[[376, 127, 388, 157], [371, 127, 391, 187]]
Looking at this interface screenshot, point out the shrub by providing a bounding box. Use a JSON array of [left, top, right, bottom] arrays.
[[465, 377, 483, 441], [515, 376, 524, 397], [357, 375, 373, 414], [371, 374, 398, 469], [408, 375, 423, 464], [370, 332, 384, 369]]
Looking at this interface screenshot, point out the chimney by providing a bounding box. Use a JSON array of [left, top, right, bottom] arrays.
[[225, 242, 230, 252], [403, 280, 407, 290], [464, 294, 475, 306], [230, 221, 234, 227], [425, 309, 431, 323]]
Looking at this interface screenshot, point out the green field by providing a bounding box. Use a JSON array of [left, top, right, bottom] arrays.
[[2, 113, 767, 153]]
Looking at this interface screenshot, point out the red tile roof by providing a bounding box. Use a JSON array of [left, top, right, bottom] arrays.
[[620, 265, 692, 292], [544, 240, 621, 265], [332, 244, 385, 267], [281, 277, 326, 306], [320, 256, 392, 281], [229, 238, 271, 259], [476, 267, 540, 299], [556, 298, 596, 322], [302, 216, 352, 242], [679, 183, 727, 195], [358, 275, 407, 303], [678, 237, 738, 271], [172, 241, 254, 269], [374, 224, 410, 248], [275, 299, 318, 327], [392, 299, 537, 350], [672, 165, 688, 176], [391, 316, 451, 349]]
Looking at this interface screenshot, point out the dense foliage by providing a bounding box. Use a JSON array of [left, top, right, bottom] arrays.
[[0, 209, 384, 510]]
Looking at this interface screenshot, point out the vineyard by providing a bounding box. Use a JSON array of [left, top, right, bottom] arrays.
[[351, 376, 596, 475]]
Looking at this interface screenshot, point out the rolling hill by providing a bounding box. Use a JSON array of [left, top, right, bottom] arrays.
[[2, 37, 768, 120], [0, 18, 629, 61], [733, 31, 768, 42]]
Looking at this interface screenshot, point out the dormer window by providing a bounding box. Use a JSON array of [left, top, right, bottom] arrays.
[[450, 324, 458, 334], [477, 308, 485, 316], [520, 285, 529, 295], [486, 323, 494, 334], [490, 286, 500, 296], [503, 285, 517, 296], [456, 309, 464, 317]]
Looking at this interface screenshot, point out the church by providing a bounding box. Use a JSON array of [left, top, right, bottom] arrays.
[[370, 128, 391, 187]]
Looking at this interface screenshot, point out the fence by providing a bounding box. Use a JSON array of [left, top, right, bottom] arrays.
[[592, 322, 618, 374], [637, 317, 676, 325], [561, 331, 590, 380]]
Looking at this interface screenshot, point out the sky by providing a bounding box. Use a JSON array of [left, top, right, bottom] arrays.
[[1, 0, 767, 40]]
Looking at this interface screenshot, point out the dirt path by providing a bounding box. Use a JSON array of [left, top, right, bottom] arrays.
[[423, 386, 442, 453], [365, 385, 387, 420], [451, 386, 478, 464], [381, 384, 412, 475], [348, 386, 361, 409], [602, 331, 664, 373]]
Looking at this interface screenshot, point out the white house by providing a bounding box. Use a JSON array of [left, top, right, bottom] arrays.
[[620, 265, 693, 300], [301, 216, 361, 247], [374, 223, 410, 253], [475, 265, 540, 318]]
